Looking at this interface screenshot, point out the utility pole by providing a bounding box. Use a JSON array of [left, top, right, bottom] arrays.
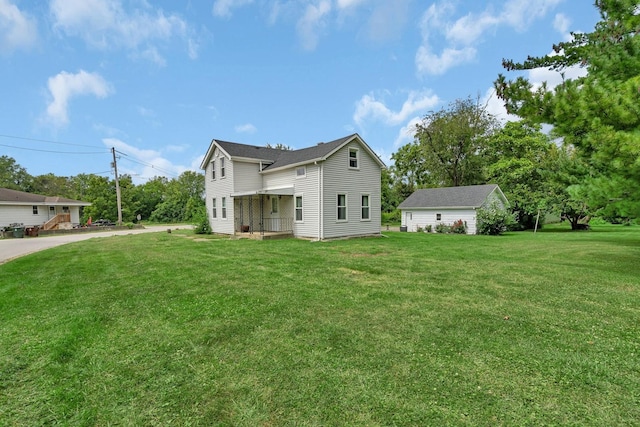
[[111, 147, 123, 225]]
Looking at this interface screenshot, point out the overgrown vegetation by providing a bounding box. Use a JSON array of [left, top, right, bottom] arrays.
[[1, 226, 638, 425], [476, 201, 516, 235]]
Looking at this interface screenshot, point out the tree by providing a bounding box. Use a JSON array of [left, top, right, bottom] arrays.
[[133, 176, 168, 221], [484, 121, 554, 229], [150, 171, 205, 223], [413, 97, 499, 187], [30, 173, 72, 198], [495, 0, 640, 218], [0, 156, 32, 191]]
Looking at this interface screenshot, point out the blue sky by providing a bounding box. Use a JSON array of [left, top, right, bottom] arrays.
[[1, 0, 599, 183]]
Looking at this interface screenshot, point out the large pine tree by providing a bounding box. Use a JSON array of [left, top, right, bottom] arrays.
[[495, 0, 640, 221]]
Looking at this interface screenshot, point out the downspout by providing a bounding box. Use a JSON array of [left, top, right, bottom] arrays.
[[316, 161, 323, 241]]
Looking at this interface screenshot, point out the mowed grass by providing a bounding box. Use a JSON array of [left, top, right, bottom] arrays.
[[1, 226, 639, 426]]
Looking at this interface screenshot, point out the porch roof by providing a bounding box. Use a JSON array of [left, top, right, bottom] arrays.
[[231, 186, 294, 197]]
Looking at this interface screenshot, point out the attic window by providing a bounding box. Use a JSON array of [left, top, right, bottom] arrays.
[[348, 148, 359, 169]]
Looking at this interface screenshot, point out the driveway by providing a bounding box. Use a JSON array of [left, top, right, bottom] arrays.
[[0, 225, 192, 265]]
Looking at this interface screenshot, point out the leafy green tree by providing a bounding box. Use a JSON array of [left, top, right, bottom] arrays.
[[476, 201, 516, 235], [484, 121, 554, 229], [413, 97, 499, 187], [495, 0, 640, 218], [82, 175, 117, 223], [150, 171, 205, 223], [133, 176, 168, 221], [30, 173, 72, 198], [0, 156, 32, 191]]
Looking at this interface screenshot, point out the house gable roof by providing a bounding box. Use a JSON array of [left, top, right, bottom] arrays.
[[200, 133, 385, 171], [0, 188, 91, 206], [397, 184, 506, 210]]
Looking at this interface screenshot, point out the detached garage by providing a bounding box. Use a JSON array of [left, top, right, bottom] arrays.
[[398, 184, 509, 235]]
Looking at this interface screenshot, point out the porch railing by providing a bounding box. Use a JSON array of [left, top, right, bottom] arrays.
[[42, 213, 71, 230], [236, 217, 293, 234]]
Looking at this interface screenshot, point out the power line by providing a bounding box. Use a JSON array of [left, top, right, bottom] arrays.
[[0, 133, 106, 149], [0, 143, 107, 154], [115, 149, 179, 177]]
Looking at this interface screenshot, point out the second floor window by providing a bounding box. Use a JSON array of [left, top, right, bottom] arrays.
[[348, 148, 359, 169], [211, 160, 216, 180], [220, 157, 226, 178]]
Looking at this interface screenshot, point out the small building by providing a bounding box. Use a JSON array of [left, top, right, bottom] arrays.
[[0, 187, 91, 230], [200, 133, 385, 240], [397, 184, 508, 235]]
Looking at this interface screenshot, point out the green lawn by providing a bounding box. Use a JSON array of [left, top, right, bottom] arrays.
[[1, 226, 639, 426]]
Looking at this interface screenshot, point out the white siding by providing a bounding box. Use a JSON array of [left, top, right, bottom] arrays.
[[233, 162, 263, 193], [0, 205, 82, 228], [205, 150, 235, 235], [292, 163, 320, 239], [263, 168, 293, 189], [321, 141, 381, 239], [402, 208, 477, 234]]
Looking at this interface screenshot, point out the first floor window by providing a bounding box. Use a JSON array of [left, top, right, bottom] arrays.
[[271, 196, 279, 213], [361, 194, 370, 220], [295, 196, 303, 222], [222, 197, 227, 219], [32, 206, 38, 215], [337, 194, 347, 221], [436, 213, 442, 221], [212, 198, 217, 218]]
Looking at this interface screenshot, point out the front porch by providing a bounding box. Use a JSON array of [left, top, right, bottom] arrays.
[[233, 192, 294, 239]]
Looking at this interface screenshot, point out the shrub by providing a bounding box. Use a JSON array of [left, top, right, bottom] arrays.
[[382, 210, 401, 224], [450, 219, 467, 234], [417, 226, 423, 233], [192, 206, 211, 235], [435, 223, 451, 234], [476, 202, 516, 235], [424, 224, 432, 233]]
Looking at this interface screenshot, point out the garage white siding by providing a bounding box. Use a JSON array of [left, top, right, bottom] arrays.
[[403, 208, 477, 234]]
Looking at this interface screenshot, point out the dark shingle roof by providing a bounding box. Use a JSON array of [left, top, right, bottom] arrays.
[[0, 188, 90, 205], [207, 134, 376, 171], [397, 184, 501, 209]]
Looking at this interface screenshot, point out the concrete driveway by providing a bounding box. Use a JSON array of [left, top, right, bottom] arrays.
[[0, 225, 192, 265]]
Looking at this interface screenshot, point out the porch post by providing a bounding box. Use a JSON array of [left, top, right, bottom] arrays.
[[248, 195, 253, 234]]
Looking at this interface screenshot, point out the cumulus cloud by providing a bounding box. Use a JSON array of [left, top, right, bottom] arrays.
[[49, 0, 195, 63], [212, 0, 253, 18], [0, 0, 38, 53], [416, 0, 564, 75], [297, 0, 332, 51], [103, 137, 191, 182], [45, 70, 113, 127], [235, 123, 257, 134], [354, 90, 440, 126]]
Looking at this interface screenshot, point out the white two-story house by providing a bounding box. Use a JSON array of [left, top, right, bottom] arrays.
[[200, 133, 385, 240]]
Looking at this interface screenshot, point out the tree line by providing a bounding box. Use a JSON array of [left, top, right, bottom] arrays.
[[0, 155, 205, 225], [384, 1, 639, 229]]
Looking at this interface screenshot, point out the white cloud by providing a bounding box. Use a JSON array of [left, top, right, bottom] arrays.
[[103, 138, 190, 182], [336, 0, 367, 10], [296, 0, 332, 51], [50, 0, 193, 63], [212, 0, 253, 18], [354, 90, 440, 126], [416, 0, 564, 75], [235, 123, 257, 134], [393, 116, 422, 149], [45, 70, 112, 127], [0, 0, 38, 53], [481, 87, 519, 124], [553, 13, 572, 40]]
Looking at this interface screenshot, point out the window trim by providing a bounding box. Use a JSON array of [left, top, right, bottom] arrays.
[[337, 193, 347, 222], [211, 160, 216, 180], [220, 157, 226, 178], [361, 194, 370, 221], [348, 147, 359, 169], [212, 198, 217, 219], [32, 205, 38, 215], [296, 166, 306, 178], [271, 196, 279, 214], [295, 195, 303, 223]]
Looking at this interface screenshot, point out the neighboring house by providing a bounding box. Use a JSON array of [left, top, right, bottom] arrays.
[[200, 133, 385, 240], [398, 184, 509, 235], [0, 187, 91, 230]]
